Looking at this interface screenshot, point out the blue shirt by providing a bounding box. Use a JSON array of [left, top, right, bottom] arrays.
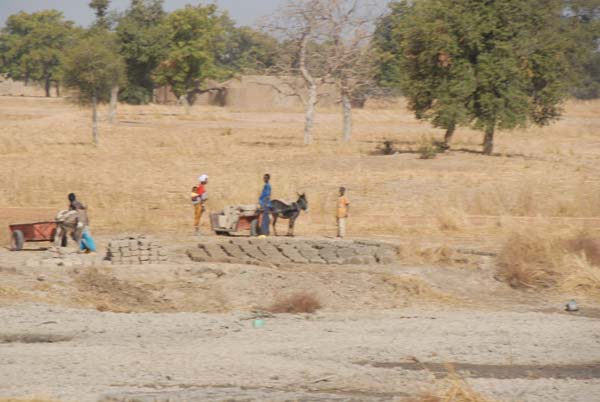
[[259, 183, 272, 208]]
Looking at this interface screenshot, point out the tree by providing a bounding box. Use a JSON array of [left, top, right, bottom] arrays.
[[89, 0, 111, 30], [116, 0, 169, 104], [267, 0, 331, 144], [222, 25, 279, 74], [564, 0, 600, 99], [62, 34, 126, 144], [374, 0, 575, 154], [0, 10, 77, 97], [320, 0, 375, 142], [153, 4, 228, 114]]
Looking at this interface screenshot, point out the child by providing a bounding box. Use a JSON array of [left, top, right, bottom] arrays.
[[191, 186, 201, 205], [336, 187, 350, 238]]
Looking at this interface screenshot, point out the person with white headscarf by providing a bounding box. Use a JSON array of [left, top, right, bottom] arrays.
[[192, 174, 208, 233]]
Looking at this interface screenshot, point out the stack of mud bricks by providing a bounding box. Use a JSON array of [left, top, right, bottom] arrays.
[[106, 236, 167, 265]]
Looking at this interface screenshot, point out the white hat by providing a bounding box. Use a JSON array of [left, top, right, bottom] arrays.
[[198, 174, 208, 182]]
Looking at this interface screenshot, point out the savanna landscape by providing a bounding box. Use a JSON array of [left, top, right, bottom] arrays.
[[1, 0, 600, 401]]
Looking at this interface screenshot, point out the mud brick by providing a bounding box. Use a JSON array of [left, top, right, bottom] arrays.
[[353, 246, 378, 256], [159, 256, 168, 261], [221, 243, 247, 259], [257, 243, 290, 262], [375, 249, 397, 264], [128, 239, 138, 248], [238, 243, 266, 260], [336, 247, 356, 259], [361, 255, 377, 265], [278, 245, 307, 264], [318, 247, 338, 262], [297, 247, 325, 264], [187, 248, 210, 262], [158, 249, 167, 256], [203, 243, 230, 260], [139, 250, 150, 257], [121, 249, 132, 258], [139, 255, 150, 261]]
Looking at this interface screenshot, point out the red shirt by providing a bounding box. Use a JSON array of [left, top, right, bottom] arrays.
[[196, 185, 205, 198]]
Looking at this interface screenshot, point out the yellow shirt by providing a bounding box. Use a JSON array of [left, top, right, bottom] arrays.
[[337, 195, 350, 218]]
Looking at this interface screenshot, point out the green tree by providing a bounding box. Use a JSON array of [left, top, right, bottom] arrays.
[[0, 10, 77, 97], [153, 4, 228, 113], [116, 0, 169, 104], [374, 0, 575, 154], [222, 25, 279, 74], [62, 34, 126, 144], [89, 0, 111, 30], [564, 0, 600, 99]]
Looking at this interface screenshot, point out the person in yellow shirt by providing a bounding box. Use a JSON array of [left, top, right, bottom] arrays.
[[336, 186, 350, 239]]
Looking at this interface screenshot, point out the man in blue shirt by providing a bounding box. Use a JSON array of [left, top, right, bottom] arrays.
[[259, 173, 272, 236]]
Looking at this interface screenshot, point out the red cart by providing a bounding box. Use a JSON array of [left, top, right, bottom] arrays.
[[210, 204, 264, 236], [9, 221, 58, 251]]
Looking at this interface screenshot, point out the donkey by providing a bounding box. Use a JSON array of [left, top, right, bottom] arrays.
[[270, 193, 308, 237], [54, 210, 82, 247]]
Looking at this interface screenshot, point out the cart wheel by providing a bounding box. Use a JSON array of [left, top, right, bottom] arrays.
[[250, 219, 260, 237], [11, 230, 24, 251]]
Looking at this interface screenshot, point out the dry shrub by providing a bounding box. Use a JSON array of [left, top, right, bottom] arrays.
[[496, 229, 600, 300], [268, 292, 322, 314], [400, 242, 475, 268], [408, 372, 500, 402], [382, 274, 456, 303], [567, 232, 600, 266], [496, 230, 563, 288], [435, 209, 467, 232]]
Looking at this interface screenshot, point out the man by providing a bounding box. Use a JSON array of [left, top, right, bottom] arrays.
[[68, 193, 96, 253], [259, 173, 272, 236], [193, 174, 208, 233], [336, 187, 350, 239]]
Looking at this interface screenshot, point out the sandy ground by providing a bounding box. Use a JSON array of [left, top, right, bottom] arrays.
[[1, 236, 600, 402], [1, 305, 600, 402], [1, 96, 599, 401]]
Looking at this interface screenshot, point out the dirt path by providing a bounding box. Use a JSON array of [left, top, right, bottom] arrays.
[[1, 305, 599, 402]]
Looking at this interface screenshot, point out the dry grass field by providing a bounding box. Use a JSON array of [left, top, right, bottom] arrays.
[[1, 96, 599, 295], [1, 97, 598, 236]]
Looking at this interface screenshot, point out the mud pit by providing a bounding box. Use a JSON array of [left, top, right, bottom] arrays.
[[188, 237, 399, 266]]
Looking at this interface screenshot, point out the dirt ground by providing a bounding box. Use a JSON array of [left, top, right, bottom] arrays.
[[0, 96, 599, 401]]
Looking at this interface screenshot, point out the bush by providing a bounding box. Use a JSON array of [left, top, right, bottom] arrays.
[[418, 136, 440, 159], [268, 292, 322, 314], [496, 229, 600, 300]]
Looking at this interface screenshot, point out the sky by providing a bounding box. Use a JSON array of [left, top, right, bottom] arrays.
[[0, 0, 388, 28]]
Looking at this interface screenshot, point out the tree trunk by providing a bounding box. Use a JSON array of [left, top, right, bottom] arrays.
[[44, 78, 51, 98], [55, 82, 60, 97], [304, 83, 317, 145], [92, 94, 98, 145], [299, 31, 317, 145], [444, 122, 455, 146], [342, 91, 352, 142], [108, 85, 119, 124], [181, 95, 191, 115], [483, 126, 494, 155]]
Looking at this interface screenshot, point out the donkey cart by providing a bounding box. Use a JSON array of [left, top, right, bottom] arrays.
[[9, 221, 58, 251], [210, 204, 264, 236]]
